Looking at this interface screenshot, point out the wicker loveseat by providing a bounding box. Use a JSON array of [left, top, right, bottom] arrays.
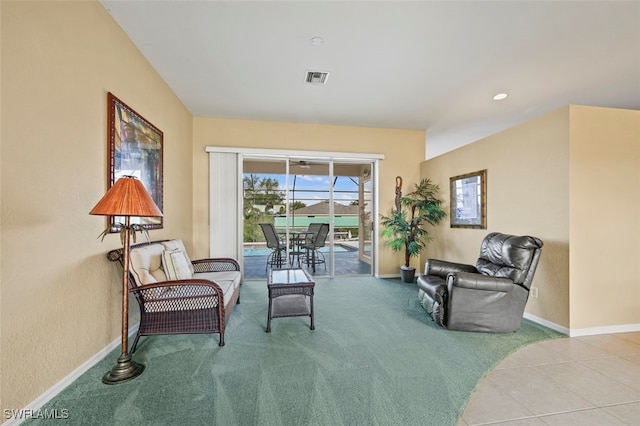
[[108, 239, 241, 350]]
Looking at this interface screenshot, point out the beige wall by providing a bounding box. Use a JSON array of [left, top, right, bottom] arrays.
[[569, 106, 640, 330], [1, 1, 193, 411], [191, 117, 425, 275], [421, 107, 571, 328], [421, 105, 640, 332]]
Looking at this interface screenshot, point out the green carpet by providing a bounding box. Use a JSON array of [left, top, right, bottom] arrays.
[[27, 277, 561, 425]]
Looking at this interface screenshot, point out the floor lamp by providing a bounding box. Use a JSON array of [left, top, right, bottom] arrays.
[[90, 175, 162, 384]]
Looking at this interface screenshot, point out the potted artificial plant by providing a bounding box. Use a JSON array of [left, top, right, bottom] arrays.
[[381, 178, 446, 283]]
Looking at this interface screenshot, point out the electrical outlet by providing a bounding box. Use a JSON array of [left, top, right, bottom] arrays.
[[531, 287, 539, 299]]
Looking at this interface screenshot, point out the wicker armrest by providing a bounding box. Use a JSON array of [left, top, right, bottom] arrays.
[[129, 279, 224, 310], [132, 279, 223, 294], [191, 258, 241, 273]]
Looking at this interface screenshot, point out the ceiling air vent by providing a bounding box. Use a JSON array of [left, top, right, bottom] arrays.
[[305, 71, 330, 85]]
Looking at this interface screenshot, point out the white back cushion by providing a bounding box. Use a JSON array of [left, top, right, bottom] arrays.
[[129, 243, 167, 286]]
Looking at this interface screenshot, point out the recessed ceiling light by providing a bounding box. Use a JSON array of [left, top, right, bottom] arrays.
[[493, 93, 508, 101], [310, 36, 324, 46]]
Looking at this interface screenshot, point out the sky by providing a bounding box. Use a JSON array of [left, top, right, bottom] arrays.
[[245, 173, 360, 206]]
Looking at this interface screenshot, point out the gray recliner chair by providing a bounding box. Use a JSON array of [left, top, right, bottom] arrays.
[[416, 232, 543, 333]]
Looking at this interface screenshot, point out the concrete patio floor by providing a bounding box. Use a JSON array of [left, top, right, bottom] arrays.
[[243, 248, 372, 280]]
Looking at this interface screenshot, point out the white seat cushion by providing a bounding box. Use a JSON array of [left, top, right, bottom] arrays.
[[196, 271, 241, 308]]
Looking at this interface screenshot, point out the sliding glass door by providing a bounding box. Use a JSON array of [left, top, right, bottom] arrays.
[[241, 156, 374, 280]]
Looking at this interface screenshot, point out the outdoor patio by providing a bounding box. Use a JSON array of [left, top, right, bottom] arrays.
[[243, 244, 371, 280]]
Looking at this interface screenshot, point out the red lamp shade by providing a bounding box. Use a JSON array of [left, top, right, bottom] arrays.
[[90, 176, 162, 217]]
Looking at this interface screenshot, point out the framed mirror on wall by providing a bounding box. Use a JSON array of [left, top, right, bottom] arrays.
[[450, 170, 486, 229], [107, 92, 163, 231]]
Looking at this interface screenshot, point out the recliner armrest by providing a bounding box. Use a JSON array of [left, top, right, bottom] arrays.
[[425, 259, 478, 278], [447, 271, 514, 292]]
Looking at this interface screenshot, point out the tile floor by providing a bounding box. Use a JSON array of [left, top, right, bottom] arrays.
[[459, 331, 640, 425]]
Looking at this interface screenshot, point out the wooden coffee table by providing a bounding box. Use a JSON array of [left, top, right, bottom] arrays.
[[266, 268, 315, 333]]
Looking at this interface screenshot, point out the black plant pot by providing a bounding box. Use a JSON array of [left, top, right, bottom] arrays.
[[400, 266, 416, 283]]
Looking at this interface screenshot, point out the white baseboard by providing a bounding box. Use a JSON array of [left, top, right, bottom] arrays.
[[524, 313, 640, 337], [566, 322, 640, 337], [2, 324, 139, 426], [523, 313, 569, 335]]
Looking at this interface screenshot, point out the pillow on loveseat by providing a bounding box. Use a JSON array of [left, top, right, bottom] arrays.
[[162, 249, 192, 280], [161, 240, 195, 275]]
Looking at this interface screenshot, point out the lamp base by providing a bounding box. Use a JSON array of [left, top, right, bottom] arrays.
[[102, 353, 145, 385]]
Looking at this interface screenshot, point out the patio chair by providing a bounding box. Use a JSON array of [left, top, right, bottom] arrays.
[[302, 223, 329, 273], [304, 223, 323, 245], [287, 223, 324, 267], [259, 223, 287, 270]]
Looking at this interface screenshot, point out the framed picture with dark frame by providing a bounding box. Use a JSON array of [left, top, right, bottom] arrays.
[[107, 92, 163, 231], [450, 169, 486, 229]]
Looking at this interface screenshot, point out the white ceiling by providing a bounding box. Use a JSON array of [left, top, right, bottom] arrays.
[[101, 1, 640, 159]]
